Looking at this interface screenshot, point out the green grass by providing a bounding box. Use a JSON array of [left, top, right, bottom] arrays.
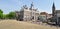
[[0, 20, 59, 29]]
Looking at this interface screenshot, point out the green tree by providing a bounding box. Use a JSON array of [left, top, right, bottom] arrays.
[[3, 14, 7, 19], [8, 12, 16, 19], [0, 9, 3, 19]]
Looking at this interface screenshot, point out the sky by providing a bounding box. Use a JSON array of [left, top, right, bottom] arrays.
[[0, 0, 60, 14]]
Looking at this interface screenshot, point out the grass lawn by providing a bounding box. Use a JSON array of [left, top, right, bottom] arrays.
[[0, 20, 59, 29]]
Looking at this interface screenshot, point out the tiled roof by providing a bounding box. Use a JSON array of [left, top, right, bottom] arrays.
[[40, 12, 48, 15]]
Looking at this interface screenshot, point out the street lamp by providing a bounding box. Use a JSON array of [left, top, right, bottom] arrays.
[[56, 11, 58, 29]]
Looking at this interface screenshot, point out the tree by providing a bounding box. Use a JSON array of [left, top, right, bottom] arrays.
[[7, 12, 16, 19], [0, 9, 3, 13], [0, 9, 3, 19], [3, 14, 7, 19]]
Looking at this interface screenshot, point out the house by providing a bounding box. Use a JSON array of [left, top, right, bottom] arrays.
[[38, 12, 48, 22]]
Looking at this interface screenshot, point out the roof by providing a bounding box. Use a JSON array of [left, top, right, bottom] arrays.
[[40, 12, 48, 15], [48, 14, 52, 16], [55, 10, 60, 13]]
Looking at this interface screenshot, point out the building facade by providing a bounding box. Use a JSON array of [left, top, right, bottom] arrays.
[[39, 12, 52, 22], [16, 3, 39, 21]]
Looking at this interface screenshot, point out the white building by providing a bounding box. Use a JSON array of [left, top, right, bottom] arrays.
[[16, 2, 39, 21]]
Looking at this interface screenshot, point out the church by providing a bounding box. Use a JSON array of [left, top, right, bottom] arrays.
[[52, 3, 60, 21], [48, 2, 60, 25]]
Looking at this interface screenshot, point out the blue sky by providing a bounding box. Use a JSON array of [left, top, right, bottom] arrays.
[[0, 0, 60, 14]]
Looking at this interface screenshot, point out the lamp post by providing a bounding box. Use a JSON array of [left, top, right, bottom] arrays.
[[56, 11, 58, 29], [46, 14, 47, 23]]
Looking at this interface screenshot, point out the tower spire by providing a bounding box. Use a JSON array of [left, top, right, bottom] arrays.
[[52, 2, 55, 17], [52, 2, 55, 8]]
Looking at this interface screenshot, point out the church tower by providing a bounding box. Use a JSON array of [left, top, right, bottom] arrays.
[[52, 2, 55, 17]]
